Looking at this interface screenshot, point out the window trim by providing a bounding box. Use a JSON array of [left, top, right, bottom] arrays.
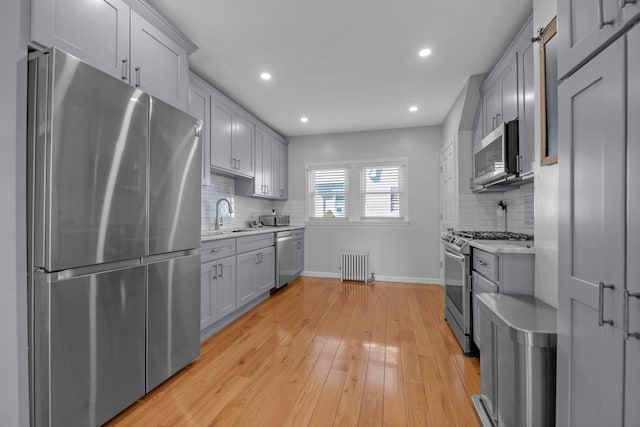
[[305, 158, 409, 224]]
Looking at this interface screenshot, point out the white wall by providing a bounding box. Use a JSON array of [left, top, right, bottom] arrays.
[[533, 0, 559, 308], [0, 0, 30, 424], [278, 126, 442, 283]]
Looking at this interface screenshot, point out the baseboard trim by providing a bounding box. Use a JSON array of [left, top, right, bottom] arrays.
[[301, 271, 340, 279], [301, 271, 440, 285]]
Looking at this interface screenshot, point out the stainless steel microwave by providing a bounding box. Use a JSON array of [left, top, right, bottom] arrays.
[[474, 120, 519, 186]]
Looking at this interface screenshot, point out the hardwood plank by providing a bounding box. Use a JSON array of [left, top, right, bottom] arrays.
[[105, 278, 481, 427]]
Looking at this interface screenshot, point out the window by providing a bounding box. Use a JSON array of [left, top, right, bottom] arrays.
[[360, 163, 406, 219], [307, 167, 349, 220], [306, 158, 408, 223]]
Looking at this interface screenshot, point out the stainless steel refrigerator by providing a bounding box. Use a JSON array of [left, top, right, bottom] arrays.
[[27, 48, 202, 427]]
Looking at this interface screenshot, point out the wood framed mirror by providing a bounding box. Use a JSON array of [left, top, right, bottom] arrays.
[[539, 17, 558, 165]]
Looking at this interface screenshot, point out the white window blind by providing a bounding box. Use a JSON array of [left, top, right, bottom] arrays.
[[307, 167, 349, 220], [360, 163, 406, 219]]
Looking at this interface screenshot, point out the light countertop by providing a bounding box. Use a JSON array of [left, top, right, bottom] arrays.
[[201, 225, 304, 242], [469, 240, 535, 254]]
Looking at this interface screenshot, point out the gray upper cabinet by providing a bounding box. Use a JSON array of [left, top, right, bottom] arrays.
[[626, 23, 640, 427], [211, 99, 234, 172], [557, 0, 625, 79], [188, 75, 211, 185], [31, 0, 191, 110], [189, 75, 287, 197], [253, 127, 274, 197], [482, 85, 500, 137], [130, 11, 189, 110], [31, 0, 130, 82], [518, 40, 535, 178], [482, 57, 518, 137], [557, 38, 627, 427], [275, 140, 289, 199], [500, 58, 518, 125], [210, 94, 255, 178]]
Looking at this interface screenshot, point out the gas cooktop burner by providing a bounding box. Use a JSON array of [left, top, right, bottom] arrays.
[[452, 231, 534, 241], [442, 230, 534, 254]]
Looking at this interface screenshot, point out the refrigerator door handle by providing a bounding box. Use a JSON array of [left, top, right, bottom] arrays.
[[143, 249, 199, 265], [53, 258, 142, 281]]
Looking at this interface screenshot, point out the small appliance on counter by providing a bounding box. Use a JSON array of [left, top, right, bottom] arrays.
[[259, 214, 290, 227]]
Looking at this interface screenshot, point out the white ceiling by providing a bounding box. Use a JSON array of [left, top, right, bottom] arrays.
[[148, 0, 532, 137]]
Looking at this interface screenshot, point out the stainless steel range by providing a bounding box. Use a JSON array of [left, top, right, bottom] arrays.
[[442, 230, 533, 356]]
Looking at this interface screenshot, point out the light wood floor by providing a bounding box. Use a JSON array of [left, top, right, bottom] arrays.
[[107, 277, 481, 426]]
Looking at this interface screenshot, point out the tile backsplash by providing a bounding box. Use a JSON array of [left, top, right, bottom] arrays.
[[458, 183, 534, 234], [201, 175, 273, 232]]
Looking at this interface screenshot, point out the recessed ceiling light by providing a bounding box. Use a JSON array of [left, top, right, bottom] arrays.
[[260, 72, 271, 80], [418, 48, 432, 57], [300, 116, 309, 123], [409, 106, 418, 112]]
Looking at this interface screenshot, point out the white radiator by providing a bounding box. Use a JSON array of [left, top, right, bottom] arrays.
[[340, 252, 369, 283]]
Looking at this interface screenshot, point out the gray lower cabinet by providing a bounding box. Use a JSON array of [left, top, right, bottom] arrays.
[[200, 256, 236, 330], [237, 251, 259, 308], [294, 238, 304, 275], [257, 247, 276, 293], [237, 246, 275, 307], [557, 38, 627, 426]]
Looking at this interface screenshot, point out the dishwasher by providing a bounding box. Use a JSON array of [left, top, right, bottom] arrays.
[[276, 230, 303, 288]]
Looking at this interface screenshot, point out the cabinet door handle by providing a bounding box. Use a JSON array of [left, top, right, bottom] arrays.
[[211, 265, 218, 279], [598, 282, 615, 326], [598, 0, 615, 28], [218, 263, 223, 278], [121, 59, 128, 81], [517, 155, 522, 174], [237, 159, 240, 170], [492, 116, 496, 129], [619, 0, 636, 8], [134, 67, 141, 87], [624, 290, 640, 339]]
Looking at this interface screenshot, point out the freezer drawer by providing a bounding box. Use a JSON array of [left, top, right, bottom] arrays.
[[30, 49, 149, 271], [147, 253, 201, 391], [148, 97, 202, 255], [32, 265, 146, 427]]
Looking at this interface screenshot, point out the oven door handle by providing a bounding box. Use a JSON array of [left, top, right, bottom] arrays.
[[444, 249, 466, 262]]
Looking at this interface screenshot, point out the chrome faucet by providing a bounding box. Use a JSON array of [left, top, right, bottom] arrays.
[[214, 198, 233, 231]]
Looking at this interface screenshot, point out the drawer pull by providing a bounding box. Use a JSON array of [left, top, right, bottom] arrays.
[[478, 260, 488, 267]]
